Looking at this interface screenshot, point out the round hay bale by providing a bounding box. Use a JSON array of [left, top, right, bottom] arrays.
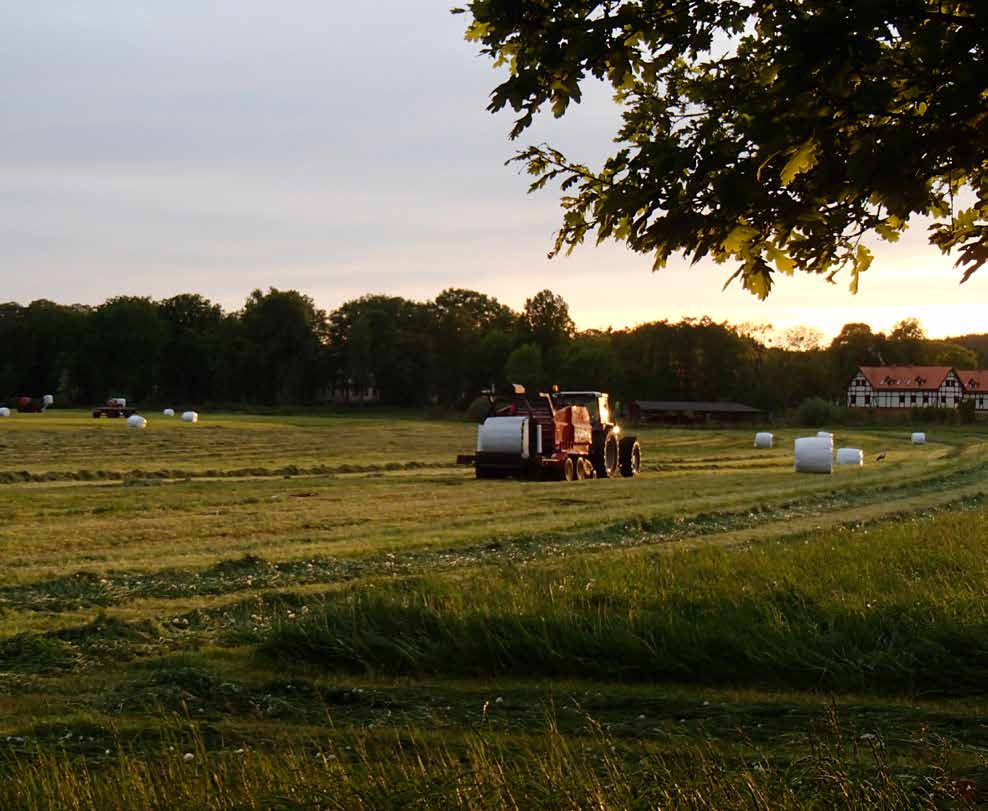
[[0, 407, 10, 417], [794, 436, 833, 474], [163, 408, 175, 417], [181, 411, 199, 423], [126, 415, 147, 429], [754, 432, 773, 449], [911, 432, 926, 444], [836, 448, 864, 466], [42, 395, 54, 406]]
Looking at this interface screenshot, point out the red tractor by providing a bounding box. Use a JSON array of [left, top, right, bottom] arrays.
[[92, 397, 137, 419], [458, 386, 641, 480], [16, 395, 53, 413]]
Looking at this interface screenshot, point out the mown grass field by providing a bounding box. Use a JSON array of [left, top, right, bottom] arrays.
[[1, 410, 986, 809]]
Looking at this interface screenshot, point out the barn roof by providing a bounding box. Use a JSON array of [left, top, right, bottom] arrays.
[[858, 366, 953, 391], [632, 401, 763, 413], [957, 370, 988, 391]]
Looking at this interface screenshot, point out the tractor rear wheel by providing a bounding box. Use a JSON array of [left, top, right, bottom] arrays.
[[564, 457, 576, 481], [619, 437, 641, 477], [576, 457, 589, 480]]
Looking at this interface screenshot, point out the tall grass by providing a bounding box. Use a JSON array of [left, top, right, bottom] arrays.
[[264, 509, 988, 694], [0, 714, 975, 810]]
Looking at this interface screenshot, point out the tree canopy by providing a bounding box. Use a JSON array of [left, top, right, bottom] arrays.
[[456, 1, 987, 297]]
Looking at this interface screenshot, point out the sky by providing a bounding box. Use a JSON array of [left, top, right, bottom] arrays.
[[2, 1, 984, 341]]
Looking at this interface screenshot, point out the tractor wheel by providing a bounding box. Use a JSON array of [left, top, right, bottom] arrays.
[[576, 457, 589, 480], [619, 437, 641, 477], [593, 431, 620, 478], [564, 457, 576, 482]]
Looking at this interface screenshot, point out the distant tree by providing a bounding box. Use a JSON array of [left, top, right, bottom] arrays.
[[828, 323, 886, 394], [74, 297, 165, 402], [241, 288, 328, 404], [886, 318, 928, 364], [781, 326, 825, 353], [458, 1, 987, 295], [328, 295, 435, 405], [522, 289, 575, 352], [157, 294, 224, 403], [429, 289, 517, 403], [926, 341, 979, 369], [504, 343, 544, 393]]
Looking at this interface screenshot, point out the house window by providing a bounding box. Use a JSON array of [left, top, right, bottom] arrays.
[[923, 395, 929, 404], [864, 395, 871, 406], [899, 395, 905, 405], [910, 394, 917, 404]]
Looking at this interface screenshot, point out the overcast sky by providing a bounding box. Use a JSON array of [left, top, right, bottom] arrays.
[[2, 1, 984, 339]]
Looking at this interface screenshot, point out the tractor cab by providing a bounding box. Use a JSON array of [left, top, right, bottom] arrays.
[[553, 391, 613, 429]]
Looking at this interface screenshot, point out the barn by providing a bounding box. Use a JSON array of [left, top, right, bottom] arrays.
[[629, 400, 764, 424]]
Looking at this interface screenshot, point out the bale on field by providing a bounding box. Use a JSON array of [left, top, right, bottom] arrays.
[[0, 407, 10, 417], [794, 436, 833, 474], [163, 408, 175, 417], [43, 395, 54, 406], [754, 432, 773, 449], [836, 448, 864, 466], [181, 411, 199, 423], [912, 432, 926, 444], [126, 415, 147, 429]]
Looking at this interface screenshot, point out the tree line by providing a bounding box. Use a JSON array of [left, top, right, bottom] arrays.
[[1, 289, 984, 412]]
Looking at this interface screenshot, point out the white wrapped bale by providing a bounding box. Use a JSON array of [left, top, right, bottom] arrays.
[[43, 395, 54, 406], [163, 408, 175, 417], [754, 432, 773, 449], [836, 448, 864, 466], [794, 437, 833, 474], [181, 411, 199, 423], [0, 407, 10, 417], [126, 414, 147, 429], [911, 432, 926, 444]]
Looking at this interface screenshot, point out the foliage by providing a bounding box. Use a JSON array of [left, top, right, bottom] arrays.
[[1, 290, 986, 413], [457, 0, 987, 296], [797, 396, 836, 427]]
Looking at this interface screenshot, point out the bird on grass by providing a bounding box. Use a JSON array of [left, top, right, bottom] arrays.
[[875, 451, 887, 462]]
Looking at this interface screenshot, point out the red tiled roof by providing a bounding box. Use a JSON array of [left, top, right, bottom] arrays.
[[858, 366, 953, 391], [957, 370, 988, 392]]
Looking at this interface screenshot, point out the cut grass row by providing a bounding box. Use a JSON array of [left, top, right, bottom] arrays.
[[262, 502, 988, 695]]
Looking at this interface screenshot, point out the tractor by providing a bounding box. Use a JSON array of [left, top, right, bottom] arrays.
[[92, 397, 137, 418], [553, 390, 641, 478], [16, 395, 53, 413], [457, 386, 641, 481]]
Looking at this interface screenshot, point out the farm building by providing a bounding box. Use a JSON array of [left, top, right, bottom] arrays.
[[847, 366, 987, 410], [957, 370, 988, 412], [629, 400, 764, 424]]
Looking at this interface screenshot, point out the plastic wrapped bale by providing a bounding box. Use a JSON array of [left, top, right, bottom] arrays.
[[181, 411, 199, 423], [836, 448, 864, 467], [0, 407, 10, 417], [43, 395, 54, 406], [794, 437, 833, 474], [163, 408, 175, 417], [911, 432, 926, 444], [126, 415, 147, 429], [754, 432, 773, 449]]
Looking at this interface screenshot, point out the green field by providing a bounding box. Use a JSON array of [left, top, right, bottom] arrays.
[[1, 411, 986, 808]]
